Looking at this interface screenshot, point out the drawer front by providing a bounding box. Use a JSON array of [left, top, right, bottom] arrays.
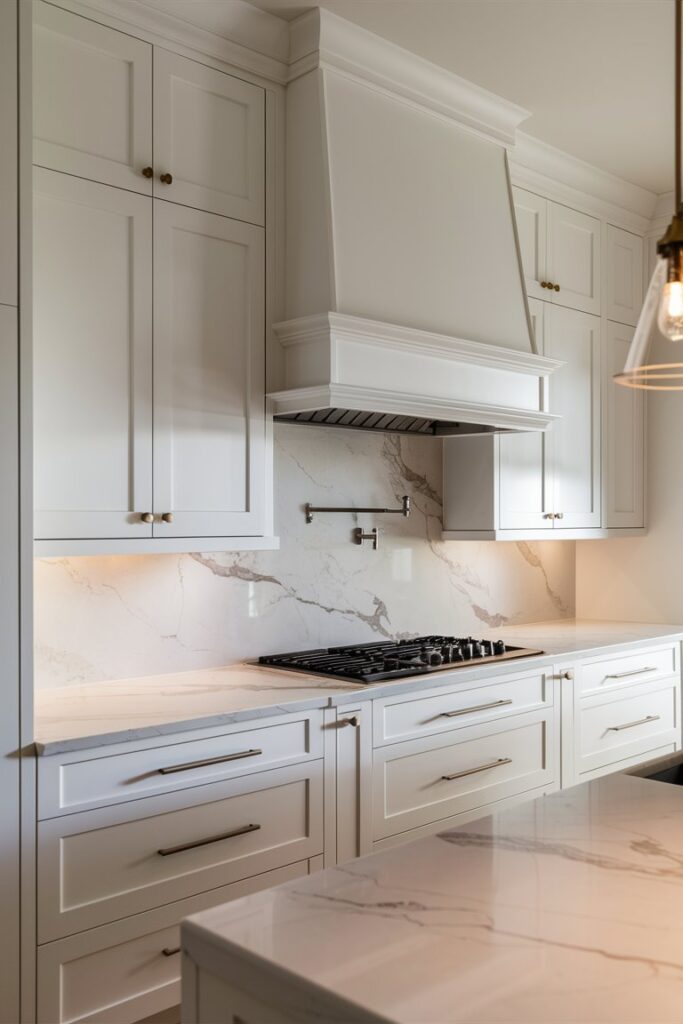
[[578, 681, 679, 776], [372, 710, 555, 841], [38, 710, 324, 819], [373, 669, 551, 747], [37, 860, 309, 1024], [38, 761, 323, 941], [579, 644, 678, 695]]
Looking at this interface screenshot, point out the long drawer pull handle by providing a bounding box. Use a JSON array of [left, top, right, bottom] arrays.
[[161, 946, 180, 957], [439, 699, 513, 718], [442, 757, 512, 782], [605, 667, 657, 680], [606, 715, 660, 733], [158, 749, 262, 775], [157, 822, 260, 857]]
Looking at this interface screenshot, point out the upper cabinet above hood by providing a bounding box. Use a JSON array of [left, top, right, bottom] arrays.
[[269, 9, 562, 436]]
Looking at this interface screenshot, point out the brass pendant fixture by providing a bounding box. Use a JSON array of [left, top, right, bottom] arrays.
[[615, 0, 683, 389]]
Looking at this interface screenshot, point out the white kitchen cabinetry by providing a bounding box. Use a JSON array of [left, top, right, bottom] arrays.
[[604, 322, 645, 528], [32, 3, 274, 553], [513, 186, 601, 314], [153, 48, 265, 225], [153, 202, 266, 538], [606, 224, 644, 327], [33, 3, 153, 195], [33, 168, 154, 541]]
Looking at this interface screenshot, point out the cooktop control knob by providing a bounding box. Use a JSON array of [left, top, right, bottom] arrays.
[[472, 641, 484, 658], [494, 640, 506, 656], [429, 651, 443, 667]]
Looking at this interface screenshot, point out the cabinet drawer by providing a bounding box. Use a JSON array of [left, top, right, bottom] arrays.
[[577, 682, 679, 777], [38, 710, 324, 818], [37, 860, 309, 1024], [372, 710, 555, 841], [579, 644, 678, 695], [373, 669, 551, 746], [38, 761, 323, 941]]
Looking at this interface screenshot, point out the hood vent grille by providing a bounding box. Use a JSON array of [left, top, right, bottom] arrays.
[[275, 408, 503, 436]]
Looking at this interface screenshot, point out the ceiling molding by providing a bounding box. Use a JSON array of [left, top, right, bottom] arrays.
[[287, 8, 531, 146]]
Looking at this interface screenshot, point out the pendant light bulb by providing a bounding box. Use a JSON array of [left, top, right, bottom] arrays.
[[658, 271, 683, 341]]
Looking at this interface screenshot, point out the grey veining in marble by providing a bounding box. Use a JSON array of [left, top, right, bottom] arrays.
[[33, 425, 575, 689], [183, 773, 683, 1023], [34, 620, 683, 754]]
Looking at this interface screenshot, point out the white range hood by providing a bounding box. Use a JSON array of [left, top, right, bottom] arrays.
[[268, 9, 561, 436]]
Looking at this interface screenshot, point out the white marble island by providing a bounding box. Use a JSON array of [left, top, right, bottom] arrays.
[[182, 772, 683, 1024]]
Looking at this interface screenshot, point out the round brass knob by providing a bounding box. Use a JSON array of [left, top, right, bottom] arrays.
[[160, 172, 173, 185], [161, 512, 174, 524], [560, 670, 574, 680], [540, 281, 548, 288], [140, 512, 154, 523], [141, 166, 153, 179], [554, 283, 560, 292], [555, 512, 564, 520]]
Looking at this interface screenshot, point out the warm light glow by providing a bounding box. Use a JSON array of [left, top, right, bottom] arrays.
[[658, 279, 683, 341]]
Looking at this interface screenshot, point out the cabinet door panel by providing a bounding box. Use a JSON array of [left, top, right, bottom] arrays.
[[606, 225, 643, 327], [153, 49, 265, 224], [34, 169, 153, 540], [498, 298, 552, 529], [153, 202, 265, 537], [604, 322, 644, 527], [548, 202, 601, 314], [512, 187, 547, 301], [33, 2, 152, 194], [546, 306, 601, 528]]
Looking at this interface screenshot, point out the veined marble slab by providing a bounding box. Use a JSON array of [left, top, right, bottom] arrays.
[[34, 620, 683, 755], [183, 773, 683, 1024]]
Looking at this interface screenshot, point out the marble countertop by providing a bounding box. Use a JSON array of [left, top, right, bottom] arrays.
[[183, 772, 683, 1023], [34, 619, 683, 755]]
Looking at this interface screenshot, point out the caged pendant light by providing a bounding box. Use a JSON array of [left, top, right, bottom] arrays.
[[615, 0, 683, 389]]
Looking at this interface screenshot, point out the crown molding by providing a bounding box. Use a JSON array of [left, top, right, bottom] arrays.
[[510, 132, 658, 234], [287, 8, 530, 146], [45, 0, 290, 83]]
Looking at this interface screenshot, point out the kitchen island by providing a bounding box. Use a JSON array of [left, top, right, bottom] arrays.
[[182, 772, 683, 1023]]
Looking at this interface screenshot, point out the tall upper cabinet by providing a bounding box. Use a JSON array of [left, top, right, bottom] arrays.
[[443, 182, 646, 540], [32, 2, 274, 554]]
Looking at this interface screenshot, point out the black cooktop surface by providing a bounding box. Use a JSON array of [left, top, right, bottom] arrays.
[[258, 635, 544, 683]]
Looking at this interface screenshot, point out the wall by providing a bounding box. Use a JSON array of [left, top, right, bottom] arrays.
[[34, 424, 576, 689], [577, 327, 683, 624]]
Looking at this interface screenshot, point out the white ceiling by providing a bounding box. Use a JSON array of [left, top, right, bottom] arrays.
[[247, 0, 675, 196]]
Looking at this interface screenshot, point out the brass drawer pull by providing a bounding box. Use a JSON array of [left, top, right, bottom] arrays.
[[161, 512, 174, 524], [140, 512, 154, 523], [605, 667, 657, 680], [340, 716, 359, 728], [158, 748, 262, 775], [158, 822, 260, 857], [161, 946, 180, 957], [439, 698, 513, 718], [441, 757, 512, 782], [606, 715, 660, 733]]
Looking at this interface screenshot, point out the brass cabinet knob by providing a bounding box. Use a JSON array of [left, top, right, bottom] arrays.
[[161, 512, 174, 523], [160, 172, 173, 185], [561, 670, 574, 680], [554, 512, 564, 520], [141, 166, 153, 178], [554, 283, 560, 292], [543, 512, 554, 519], [340, 715, 359, 728], [540, 281, 548, 288], [140, 512, 154, 523]]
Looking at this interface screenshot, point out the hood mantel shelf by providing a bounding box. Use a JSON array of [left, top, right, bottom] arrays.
[[273, 9, 559, 436]]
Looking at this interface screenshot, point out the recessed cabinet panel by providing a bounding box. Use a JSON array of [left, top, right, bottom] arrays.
[[153, 49, 265, 224], [498, 298, 551, 529], [604, 322, 644, 527], [606, 225, 643, 327], [33, 169, 153, 540], [546, 306, 601, 528], [33, 2, 152, 194], [153, 202, 265, 537], [512, 187, 547, 301], [548, 203, 601, 314]]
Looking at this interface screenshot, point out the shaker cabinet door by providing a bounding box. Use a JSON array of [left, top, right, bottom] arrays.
[[153, 201, 266, 538], [604, 322, 644, 528], [545, 306, 601, 528], [547, 202, 601, 314], [33, 169, 153, 540], [512, 187, 547, 302], [33, 2, 152, 194], [606, 224, 644, 327], [153, 49, 265, 224]]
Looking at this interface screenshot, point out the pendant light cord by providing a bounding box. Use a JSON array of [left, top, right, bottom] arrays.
[[677, 0, 682, 211]]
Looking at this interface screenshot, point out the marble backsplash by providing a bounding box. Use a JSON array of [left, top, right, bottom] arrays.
[[34, 425, 575, 688]]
